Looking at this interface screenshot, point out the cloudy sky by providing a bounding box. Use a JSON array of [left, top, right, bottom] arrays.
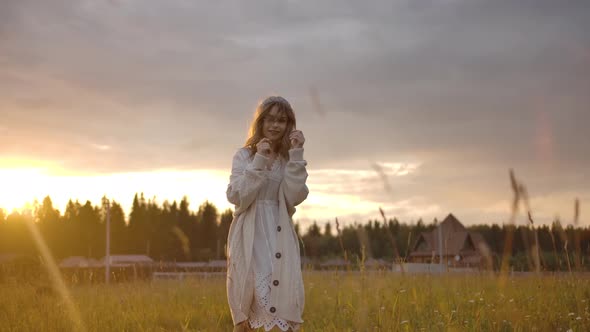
[[1, 0, 588, 229]]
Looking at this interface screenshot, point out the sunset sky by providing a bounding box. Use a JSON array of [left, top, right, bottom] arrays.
[[1, 0, 589, 229]]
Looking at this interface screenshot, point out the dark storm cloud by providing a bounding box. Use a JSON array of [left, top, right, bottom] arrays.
[[1, 0, 589, 223]]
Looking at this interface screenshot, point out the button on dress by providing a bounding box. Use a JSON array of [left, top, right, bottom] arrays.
[[248, 157, 300, 331], [226, 147, 308, 328]]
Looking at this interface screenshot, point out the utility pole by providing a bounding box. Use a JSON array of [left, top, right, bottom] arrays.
[[105, 199, 111, 284], [438, 224, 443, 269]]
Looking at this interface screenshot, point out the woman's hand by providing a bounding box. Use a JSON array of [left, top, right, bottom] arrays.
[[256, 138, 272, 157], [289, 130, 305, 149]]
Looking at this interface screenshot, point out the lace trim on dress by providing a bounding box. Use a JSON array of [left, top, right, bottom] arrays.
[[248, 274, 299, 331]]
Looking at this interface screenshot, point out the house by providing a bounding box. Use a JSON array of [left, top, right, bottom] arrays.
[[408, 214, 491, 268], [363, 258, 392, 270], [207, 260, 227, 272], [174, 261, 226, 272], [0, 254, 40, 283], [100, 255, 154, 267], [175, 262, 208, 270], [59, 256, 102, 268], [300, 256, 315, 269], [0, 253, 30, 264], [319, 258, 349, 270]]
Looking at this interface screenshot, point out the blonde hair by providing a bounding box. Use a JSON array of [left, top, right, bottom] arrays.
[[244, 96, 296, 160]]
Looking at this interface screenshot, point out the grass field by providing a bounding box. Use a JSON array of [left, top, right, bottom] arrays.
[[1, 271, 589, 331]]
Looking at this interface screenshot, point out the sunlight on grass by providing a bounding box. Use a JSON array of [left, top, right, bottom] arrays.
[[23, 216, 87, 332], [1, 272, 589, 331]]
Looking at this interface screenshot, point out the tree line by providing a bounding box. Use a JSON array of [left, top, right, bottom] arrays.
[[0, 195, 588, 271], [0, 195, 233, 262]]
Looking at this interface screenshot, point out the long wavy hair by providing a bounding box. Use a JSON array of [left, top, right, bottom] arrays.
[[244, 96, 296, 161]]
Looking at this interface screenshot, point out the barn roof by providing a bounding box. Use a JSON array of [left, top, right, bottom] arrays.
[[409, 214, 489, 257]]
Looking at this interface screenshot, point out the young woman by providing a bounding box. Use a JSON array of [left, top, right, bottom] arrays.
[[226, 96, 308, 331]]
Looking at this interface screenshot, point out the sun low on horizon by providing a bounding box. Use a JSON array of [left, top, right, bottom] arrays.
[[1, 1, 590, 330], [0, 155, 437, 228], [1, 0, 588, 229], [0, 157, 234, 217]]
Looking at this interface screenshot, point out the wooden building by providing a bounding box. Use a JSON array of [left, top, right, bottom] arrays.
[[408, 214, 491, 268]]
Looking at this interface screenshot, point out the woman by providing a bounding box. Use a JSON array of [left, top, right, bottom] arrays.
[[226, 96, 308, 331]]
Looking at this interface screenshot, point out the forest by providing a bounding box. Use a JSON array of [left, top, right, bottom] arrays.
[[0, 194, 588, 271]]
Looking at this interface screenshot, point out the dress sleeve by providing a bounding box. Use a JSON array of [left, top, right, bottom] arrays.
[[226, 148, 269, 212], [282, 148, 309, 209]]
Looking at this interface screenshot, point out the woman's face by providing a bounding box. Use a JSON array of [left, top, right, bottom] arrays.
[[262, 105, 288, 142]]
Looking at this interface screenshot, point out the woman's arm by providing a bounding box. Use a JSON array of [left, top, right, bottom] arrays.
[[226, 149, 269, 211], [282, 147, 309, 208]]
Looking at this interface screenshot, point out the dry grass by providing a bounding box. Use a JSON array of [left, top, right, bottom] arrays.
[[1, 271, 590, 331]]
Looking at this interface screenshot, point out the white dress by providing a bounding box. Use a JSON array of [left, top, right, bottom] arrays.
[[247, 156, 300, 331]]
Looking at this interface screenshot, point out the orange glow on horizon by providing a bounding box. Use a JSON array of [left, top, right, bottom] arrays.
[[0, 159, 233, 215], [0, 158, 428, 227]]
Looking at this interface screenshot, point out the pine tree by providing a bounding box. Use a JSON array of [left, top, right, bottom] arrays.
[[109, 200, 127, 254], [78, 200, 101, 258], [219, 209, 233, 259], [128, 193, 148, 254], [35, 196, 61, 257], [324, 222, 332, 237], [37, 196, 60, 224], [196, 201, 218, 260], [63, 200, 83, 256]]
